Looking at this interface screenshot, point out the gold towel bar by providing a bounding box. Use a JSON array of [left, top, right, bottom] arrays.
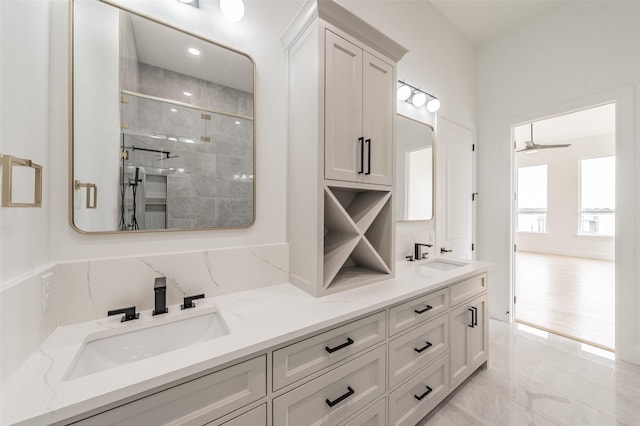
[[74, 180, 98, 209], [0, 155, 42, 208]]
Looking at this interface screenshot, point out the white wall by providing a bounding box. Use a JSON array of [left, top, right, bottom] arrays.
[[516, 133, 615, 260], [337, 0, 477, 260], [0, 0, 51, 284], [477, 1, 640, 362]]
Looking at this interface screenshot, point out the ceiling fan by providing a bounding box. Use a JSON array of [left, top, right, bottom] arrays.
[[516, 122, 571, 153]]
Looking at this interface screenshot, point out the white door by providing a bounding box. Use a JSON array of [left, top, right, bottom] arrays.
[[324, 30, 363, 183], [436, 118, 474, 259], [362, 51, 393, 186]]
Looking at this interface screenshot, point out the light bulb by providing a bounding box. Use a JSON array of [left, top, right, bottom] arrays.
[[426, 98, 441, 112], [397, 85, 411, 101], [411, 92, 427, 107], [188, 47, 200, 56], [220, 0, 245, 22]]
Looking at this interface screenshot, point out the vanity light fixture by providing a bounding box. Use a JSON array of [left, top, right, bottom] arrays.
[[188, 47, 200, 56], [397, 80, 440, 112], [220, 0, 245, 22], [397, 84, 412, 101]]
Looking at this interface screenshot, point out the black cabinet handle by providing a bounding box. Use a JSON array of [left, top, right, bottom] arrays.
[[414, 341, 433, 353], [326, 386, 355, 407], [414, 385, 433, 401], [414, 305, 433, 315], [365, 138, 371, 175], [468, 307, 476, 328], [325, 337, 354, 353], [358, 137, 364, 174], [472, 306, 478, 327]]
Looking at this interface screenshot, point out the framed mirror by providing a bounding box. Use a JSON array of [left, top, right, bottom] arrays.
[[396, 114, 434, 221], [71, 0, 255, 233]]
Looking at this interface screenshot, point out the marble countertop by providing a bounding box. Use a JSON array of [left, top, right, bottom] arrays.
[[1, 259, 490, 426]]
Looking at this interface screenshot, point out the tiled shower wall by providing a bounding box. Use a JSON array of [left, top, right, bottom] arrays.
[[121, 60, 254, 229]]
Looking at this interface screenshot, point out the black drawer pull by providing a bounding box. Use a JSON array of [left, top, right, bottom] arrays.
[[414, 385, 433, 401], [414, 341, 433, 353], [326, 386, 355, 407], [414, 305, 433, 315], [325, 337, 354, 353]]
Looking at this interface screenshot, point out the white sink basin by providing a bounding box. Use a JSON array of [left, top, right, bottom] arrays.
[[421, 258, 469, 271], [65, 309, 228, 380]]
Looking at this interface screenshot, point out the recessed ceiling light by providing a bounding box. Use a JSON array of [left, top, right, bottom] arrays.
[[188, 47, 200, 56], [170, 108, 178, 112], [183, 91, 192, 97], [168, 137, 177, 141], [184, 139, 194, 143], [235, 120, 241, 125], [178, 168, 185, 173]]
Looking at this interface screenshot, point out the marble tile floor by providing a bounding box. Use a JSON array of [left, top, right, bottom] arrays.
[[417, 320, 640, 425]]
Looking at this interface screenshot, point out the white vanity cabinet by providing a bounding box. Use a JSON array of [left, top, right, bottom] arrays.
[[450, 275, 489, 387], [64, 272, 488, 426], [69, 356, 266, 426], [284, 0, 407, 298], [325, 30, 394, 186]]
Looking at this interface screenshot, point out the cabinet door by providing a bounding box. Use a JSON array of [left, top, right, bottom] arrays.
[[362, 52, 393, 186], [450, 302, 472, 387], [450, 294, 487, 387], [469, 294, 488, 370], [325, 30, 363, 183]]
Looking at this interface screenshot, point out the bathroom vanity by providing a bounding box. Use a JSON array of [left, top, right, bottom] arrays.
[[1, 259, 489, 426]]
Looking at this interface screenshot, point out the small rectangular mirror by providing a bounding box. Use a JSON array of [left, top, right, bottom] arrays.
[[72, 0, 255, 233], [396, 114, 434, 221]]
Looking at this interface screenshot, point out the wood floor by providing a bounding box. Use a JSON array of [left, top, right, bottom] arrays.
[[515, 251, 615, 351]]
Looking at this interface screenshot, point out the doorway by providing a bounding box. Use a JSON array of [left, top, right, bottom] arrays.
[[512, 104, 616, 351]]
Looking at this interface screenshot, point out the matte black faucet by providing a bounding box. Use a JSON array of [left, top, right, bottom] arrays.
[[153, 277, 168, 315], [414, 243, 433, 260]]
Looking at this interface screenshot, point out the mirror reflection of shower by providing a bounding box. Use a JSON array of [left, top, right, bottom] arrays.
[[119, 135, 178, 230]]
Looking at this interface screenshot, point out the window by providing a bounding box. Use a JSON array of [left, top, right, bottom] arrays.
[[580, 156, 615, 236], [517, 165, 547, 233]]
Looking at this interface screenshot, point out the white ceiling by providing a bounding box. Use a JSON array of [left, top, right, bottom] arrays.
[[514, 103, 616, 148], [430, 0, 564, 45], [129, 14, 254, 93]]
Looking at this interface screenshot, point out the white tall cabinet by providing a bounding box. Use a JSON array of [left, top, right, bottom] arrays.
[[284, 0, 407, 297]]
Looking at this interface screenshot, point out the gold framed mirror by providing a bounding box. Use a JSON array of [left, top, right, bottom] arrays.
[[71, 0, 255, 233]]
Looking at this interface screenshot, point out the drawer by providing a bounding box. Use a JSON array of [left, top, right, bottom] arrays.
[[388, 313, 449, 389], [342, 398, 386, 426], [388, 355, 450, 426], [388, 288, 448, 336], [74, 356, 266, 426], [450, 273, 487, 307], [218, 404, 266, 426], [273, 311, 386, 390], [273, 345, 386, 426]]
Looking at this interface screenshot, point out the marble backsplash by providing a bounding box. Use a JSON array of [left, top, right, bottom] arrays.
[[56, 243, 289, 325], [0, 243, 288, 383]]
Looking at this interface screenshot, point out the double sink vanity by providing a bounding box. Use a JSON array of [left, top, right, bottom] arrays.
[[2, 258, 489, 425]]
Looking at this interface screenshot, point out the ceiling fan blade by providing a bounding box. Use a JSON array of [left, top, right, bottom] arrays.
[[537, 143, 572, 149]]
